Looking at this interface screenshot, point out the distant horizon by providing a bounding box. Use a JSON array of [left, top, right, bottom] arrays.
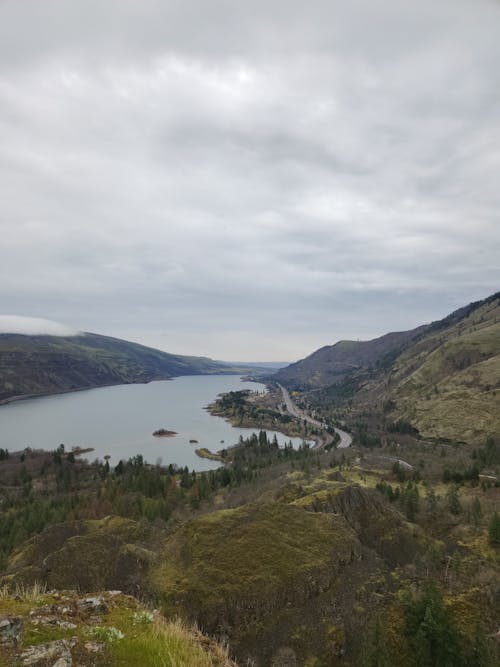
[[1, 287, 497, 363]]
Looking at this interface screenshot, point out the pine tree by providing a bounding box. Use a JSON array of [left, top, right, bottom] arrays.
[[467, 624, 495, 666], [471, 497, 482, 526], [362, 617, 392, 667], [405, 584, 465, 667], [488, 512, 500, 547], [446, 485, 462, 515]]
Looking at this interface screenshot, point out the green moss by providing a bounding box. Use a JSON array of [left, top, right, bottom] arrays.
[[151, 502, 357, 618], [0, 597, 33, 616], [291, 486, 347, 508], [22, 622, 79, 647], [5, 516, 150, 591]]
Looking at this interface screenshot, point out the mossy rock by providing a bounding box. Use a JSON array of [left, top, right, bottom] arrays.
[[151, 502, 360, 633], [4, 516, 152, 592]]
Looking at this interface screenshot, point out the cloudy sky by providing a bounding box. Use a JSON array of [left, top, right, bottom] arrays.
[[0, 0, 499, 361]]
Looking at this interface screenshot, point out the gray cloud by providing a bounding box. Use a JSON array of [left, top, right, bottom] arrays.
[[0, 0, 499, 360]]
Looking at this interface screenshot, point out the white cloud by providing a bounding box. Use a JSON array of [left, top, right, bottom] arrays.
[[0, 316, 79, 337], [0, 1, 498, 359]]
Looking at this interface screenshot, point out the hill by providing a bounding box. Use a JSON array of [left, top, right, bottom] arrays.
[[274, 327, 428, 390], [0, 332, 248, 402], [381, 292, 500, 444], [1, 442, 498, 665], [274, 292, 500, 445]]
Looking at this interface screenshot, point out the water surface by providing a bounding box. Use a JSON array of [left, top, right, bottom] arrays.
[[0, 376, 306, 470]]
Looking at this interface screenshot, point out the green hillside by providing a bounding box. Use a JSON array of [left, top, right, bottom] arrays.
[[274, 327, 427, 390], [275, 292, 500, 445], [2, 442, 498, 665], [384, 294, 500, 444], [0, 332, 247, 402]]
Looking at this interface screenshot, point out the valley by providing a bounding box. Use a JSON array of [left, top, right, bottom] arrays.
[[0, 293, 499, 666]]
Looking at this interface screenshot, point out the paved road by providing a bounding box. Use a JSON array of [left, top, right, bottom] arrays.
[[277, 384, 352, 449]]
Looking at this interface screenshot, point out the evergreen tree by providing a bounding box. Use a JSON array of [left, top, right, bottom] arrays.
[[361, 617, 392, 667], [400, 482, 419, 521], [405, 584, 465, 667], [446, 485, 462, 515], [467, 624, 496, 667], [471, 497, 482, 526], [488, 512, 500, 547], [425, 485, 438, 513]]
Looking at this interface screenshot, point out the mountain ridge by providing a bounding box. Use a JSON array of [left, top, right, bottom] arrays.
[[274, 292, 500, 444], [0, 331, 249, 403]]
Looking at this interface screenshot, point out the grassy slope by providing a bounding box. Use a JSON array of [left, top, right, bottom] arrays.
[[2, 452, 499, 665], [0, 332, 245, 401], [385, 295, 500, 444], [150, 502, 358, 624], [273, 328, 426, 389], [0, 589, 235, 667], [4, 516, 154, 592], [277, 292, 500, 445]]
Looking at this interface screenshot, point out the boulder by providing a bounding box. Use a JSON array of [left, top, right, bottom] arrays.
[[0, 616, 22, 645]]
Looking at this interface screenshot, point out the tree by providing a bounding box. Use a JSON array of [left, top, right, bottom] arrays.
[[488, 512, 500, 548], [425, 485, 438, 513], [405, 584, 465, 667], [467, 624, 496, 667], [446, 486, 462, 515], [362, 617, 392, 667], [470, 497, 482, 526], [400, 482, 419, 521]]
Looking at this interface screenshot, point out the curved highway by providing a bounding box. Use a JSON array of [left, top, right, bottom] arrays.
[[277, 384, 352, 449]]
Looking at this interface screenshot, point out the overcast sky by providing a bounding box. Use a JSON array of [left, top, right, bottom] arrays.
[[0, 0, 499, 361]]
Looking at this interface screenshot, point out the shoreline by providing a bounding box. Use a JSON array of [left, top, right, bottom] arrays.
[[205, 382, 323, 446], [207, 405, 321, 449], [195, 447, 225, 462], [0, 380, 171, 407], [0, 372, 252, 408]]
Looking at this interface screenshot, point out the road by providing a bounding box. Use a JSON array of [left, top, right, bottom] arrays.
[[277, 384, 352, 449]]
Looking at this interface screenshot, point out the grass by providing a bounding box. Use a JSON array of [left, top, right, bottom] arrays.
[[109, 614, 230, 667], [6, 515, 149, 591], [151, 502, 357, 618], [0, 580, 47, 601], [391, 310, 500, 444], [0, 581, 50, 617], [0, 589, 235, 667]]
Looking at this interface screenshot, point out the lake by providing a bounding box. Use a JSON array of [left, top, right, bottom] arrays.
[[0, 376, 307, 470]]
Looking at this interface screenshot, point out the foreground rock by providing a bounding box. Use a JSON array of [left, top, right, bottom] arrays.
[[0, 589, 235, 666]]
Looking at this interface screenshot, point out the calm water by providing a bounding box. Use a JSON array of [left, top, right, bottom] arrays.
[[0, 376, 307, 470]]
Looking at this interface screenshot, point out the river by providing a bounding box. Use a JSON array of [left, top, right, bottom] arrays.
[[0, 376, 309, 470]]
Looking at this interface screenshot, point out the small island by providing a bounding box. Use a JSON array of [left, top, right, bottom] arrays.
[[195, 448, 224, 462], [152, 428, 178, 438], [189, 439, 199, 443], [71, 446, 95, 456]]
